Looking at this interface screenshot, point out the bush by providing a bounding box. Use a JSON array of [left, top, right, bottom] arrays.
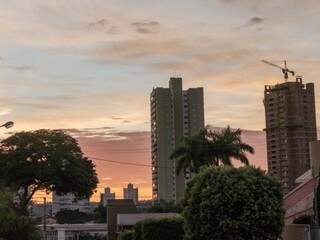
[[79, 233, 107, 240], [133, 221, 143, 240], [0, 190, 40, 240], [141, 217, 184, 240], [118, 230, 134, 240], [183, 166, 284, 240]]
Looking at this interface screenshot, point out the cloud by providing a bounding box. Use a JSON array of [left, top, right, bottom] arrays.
[[0, 65, 33, 71], [237, 17, 265, 29], [131, 20, 160, 34], [93, 38, 187, 61], [87, 18, 108, 29]]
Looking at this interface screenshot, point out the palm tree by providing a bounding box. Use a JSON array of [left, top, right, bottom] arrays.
[[206, 126, 254, 167], [170, 130, 207, 175], [171, 126, 254, 175]]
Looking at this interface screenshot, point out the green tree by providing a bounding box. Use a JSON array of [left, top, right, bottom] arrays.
[[183, 166, 284, 240], [170, 130, 207, 174], [0, 129, 98, 215], [118, 230, 134, 240], [55, 209, 93, 224], [207, 126, 254, 166], [171, 126, 254, 175], [0, 190, 40, 240], [79, 233, 107, 240], [147, 200, 182, 213]]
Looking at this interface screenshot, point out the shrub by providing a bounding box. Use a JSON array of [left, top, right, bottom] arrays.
[[118, 230, 134, 240], [0, 190, 40, 240], [142, 217, 184, 240], [183, 166, 284, 240], [133, 221, 143, 240]]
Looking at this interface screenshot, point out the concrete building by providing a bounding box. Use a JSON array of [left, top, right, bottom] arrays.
[[52, 192, 93, 215], [107, 199, 137, 240], [123, 183, 138, 204], [264, 78, 317, 193], [117, 213, 180, 232], [38, 224, 107, 240], [150, 77, 204, 203], [100, 187, 116, 206]]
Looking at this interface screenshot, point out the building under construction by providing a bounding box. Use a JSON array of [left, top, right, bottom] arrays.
[[264, 76, 317, 193]]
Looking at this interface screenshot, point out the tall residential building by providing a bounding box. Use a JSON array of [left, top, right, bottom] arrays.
[[151, 77, 204, 203], [100, 187, 116, 206], [123, 183, 139, 204], [264, 77, 317, 193]]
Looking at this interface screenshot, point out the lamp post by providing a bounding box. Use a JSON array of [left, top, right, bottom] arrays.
[[0, 121, 14, 129]]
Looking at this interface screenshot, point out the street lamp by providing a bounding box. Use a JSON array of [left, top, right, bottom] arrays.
[[0, 121, 14, 129]]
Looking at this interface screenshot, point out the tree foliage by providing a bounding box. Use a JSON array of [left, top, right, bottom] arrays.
[[171, 126, 254, 175], [79, 233, 107, 240], [55, 209, 93, 224], [0, 129, 98, 214], [183, 166, 284, 240], [146, 200, 182, 213], [118, 230, 134, 240], [0, 190, 40, 240], [140, 217, 184, 240]]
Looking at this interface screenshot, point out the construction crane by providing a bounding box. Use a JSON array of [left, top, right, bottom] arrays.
[[262, 60, 295, 81]]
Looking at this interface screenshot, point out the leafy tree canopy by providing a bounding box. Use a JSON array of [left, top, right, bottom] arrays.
[[56, 209, 94, 224], [0, 129, 98, 214], [171, 126, 254, 175], [183, 166, 284, 240]]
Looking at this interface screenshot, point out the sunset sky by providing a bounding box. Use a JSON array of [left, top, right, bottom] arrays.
[[1, 0, 320, 201]]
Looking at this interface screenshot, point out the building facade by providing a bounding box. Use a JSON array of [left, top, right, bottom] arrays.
[[264, 78, 317, 193], [150, 77, 204, 203], [52, 192, 93, 215], [123, 183, 138, 204], [100, 187, 116, 206]]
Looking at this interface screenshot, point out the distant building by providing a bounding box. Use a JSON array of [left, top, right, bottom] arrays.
[[264, 78, 317, 193], [29, 203, 52, 217], [52, 192, 94, 215], [150, 77, 204, 203], [100, 187, 116, 206], [123, 183, 138, 204]]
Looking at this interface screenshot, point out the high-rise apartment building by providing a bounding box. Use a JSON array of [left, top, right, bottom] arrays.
[[151, 77, 204, 203], [264, 77, 317, 193], [123, 183, 139, 204], [100, 187, 116, 206]]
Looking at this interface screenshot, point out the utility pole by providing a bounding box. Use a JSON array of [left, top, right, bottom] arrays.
[[43, 197, 47, 240]]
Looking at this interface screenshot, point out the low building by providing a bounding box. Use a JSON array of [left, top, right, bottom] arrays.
[[107, 199, 137, 240], [37, 223, 107, 240], [117, 213, 180, 232], [283, 140, 320, 224]]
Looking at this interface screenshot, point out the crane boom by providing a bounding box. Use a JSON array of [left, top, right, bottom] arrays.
[[261, 59, 295, 81], [262, 60, 284, 70]]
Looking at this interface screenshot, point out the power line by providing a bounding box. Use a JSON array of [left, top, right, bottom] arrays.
[[88, 156, 152, 168]]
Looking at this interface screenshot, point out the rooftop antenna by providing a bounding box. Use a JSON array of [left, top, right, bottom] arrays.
[[262, 60, 295, 82]]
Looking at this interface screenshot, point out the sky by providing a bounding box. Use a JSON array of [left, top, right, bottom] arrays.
[[1, 0, 320, 201]]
